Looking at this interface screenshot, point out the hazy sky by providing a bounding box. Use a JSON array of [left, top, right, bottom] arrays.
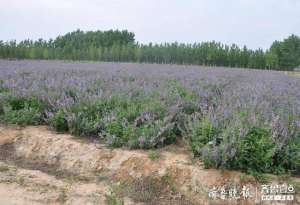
[[1, 0, 300, 49]]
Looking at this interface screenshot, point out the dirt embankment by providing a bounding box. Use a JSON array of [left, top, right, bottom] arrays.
[[0, 126, 299, 205]]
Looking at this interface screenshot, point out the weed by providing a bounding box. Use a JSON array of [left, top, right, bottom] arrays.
[[148, 150, 160, 161], [16, 176, 25, 186], [105, 188, 124, 205], [0, 164, 9, 172]]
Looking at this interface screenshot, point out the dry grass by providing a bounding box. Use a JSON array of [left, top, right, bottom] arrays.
[[109, 175, 194, 205], [285, 71, 300, 78]]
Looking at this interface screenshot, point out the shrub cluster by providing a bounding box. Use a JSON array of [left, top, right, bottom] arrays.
[[0, 96, 44, 125], [186, 111, 300, 175], [51, 95, 177, 149]]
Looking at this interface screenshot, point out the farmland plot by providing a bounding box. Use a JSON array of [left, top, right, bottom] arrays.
[[0, 60, 300, 204], [0, 60, 299, 174]]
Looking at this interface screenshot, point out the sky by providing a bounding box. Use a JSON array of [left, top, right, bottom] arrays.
[[1, 0, 300, 49]]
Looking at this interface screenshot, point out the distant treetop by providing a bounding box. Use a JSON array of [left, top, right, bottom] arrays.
[[0, 30, 299, 71], [53, 29, 135, 49]]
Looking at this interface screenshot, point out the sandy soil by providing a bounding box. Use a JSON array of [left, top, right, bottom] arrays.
[[0, 125, 299, 205]]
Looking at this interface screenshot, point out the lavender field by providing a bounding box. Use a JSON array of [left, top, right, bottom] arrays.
[[0, 60, 299, 174]]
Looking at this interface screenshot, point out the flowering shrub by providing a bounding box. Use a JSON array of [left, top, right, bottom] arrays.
[[49, 109, 68, 132], [0, 96, 44, 125], [232, 127, 275, 172]]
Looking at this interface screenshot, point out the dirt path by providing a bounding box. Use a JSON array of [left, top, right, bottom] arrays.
[[0, 126, 299, 205]]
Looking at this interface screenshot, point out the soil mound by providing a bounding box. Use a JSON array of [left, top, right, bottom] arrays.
[[0, 126, 299, 205]]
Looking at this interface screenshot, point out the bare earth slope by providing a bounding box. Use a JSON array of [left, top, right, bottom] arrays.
[[0, 125, 299, 205]]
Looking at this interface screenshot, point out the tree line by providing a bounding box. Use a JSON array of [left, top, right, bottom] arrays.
[[0, 29, 299, 71]]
